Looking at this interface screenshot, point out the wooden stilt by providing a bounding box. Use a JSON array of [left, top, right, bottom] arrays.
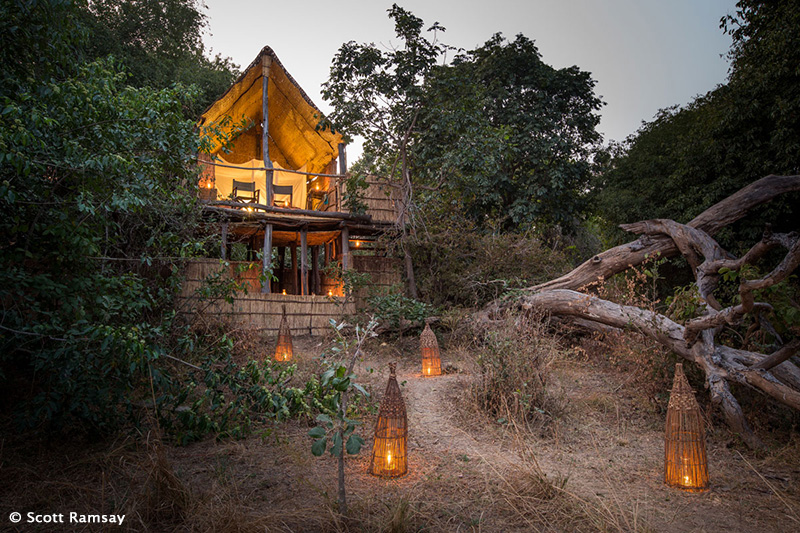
[[261, 223, 273, 294], [311, 246, 320, 295], [221, 222, 228, 260], [300, 228, 309, 296], [277, 246, 286, 293], [291, 244, 298, 295], [341, 226, 351, 272]]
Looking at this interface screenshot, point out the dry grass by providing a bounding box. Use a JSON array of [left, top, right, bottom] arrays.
[[2, 323, 799, 532], [469, 310, 567, 436]]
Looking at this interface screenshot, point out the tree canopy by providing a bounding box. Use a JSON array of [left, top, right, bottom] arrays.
[[595, 0, 800, 246], [0, 0, 216, 431], [416, 34, 603, 232], [82, 0, 237, 114]]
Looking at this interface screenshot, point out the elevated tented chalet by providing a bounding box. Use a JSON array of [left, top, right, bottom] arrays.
[[182, 46, 400, 335]]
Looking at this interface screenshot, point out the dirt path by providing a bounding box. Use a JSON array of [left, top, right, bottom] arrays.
[[395, 360, 800, 533]]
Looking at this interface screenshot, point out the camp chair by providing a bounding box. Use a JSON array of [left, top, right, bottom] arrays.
[[232, 179, 259, 204], [273, 184, 293, 207]]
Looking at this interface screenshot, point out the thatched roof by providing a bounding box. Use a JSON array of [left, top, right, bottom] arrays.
[[199, 46, 343, 175]]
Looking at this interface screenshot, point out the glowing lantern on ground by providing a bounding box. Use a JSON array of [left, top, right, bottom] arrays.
[[420, 323, 442, 377], [274, 305, 293, 362], [665, 363, 709, 492], [368, 363, 408, 478]]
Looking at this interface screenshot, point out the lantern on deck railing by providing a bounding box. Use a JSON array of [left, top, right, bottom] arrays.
[[368, 363, 408, 478], [665, 363, 709, 492], [274, 305, 293, 362], [420, 323, 442, 377]]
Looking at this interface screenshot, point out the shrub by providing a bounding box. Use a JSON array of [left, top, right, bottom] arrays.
[[471, 310, 564, 432], [411, 228, 571, 308]]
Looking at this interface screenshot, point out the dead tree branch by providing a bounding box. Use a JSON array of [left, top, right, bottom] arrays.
[[478, 175, 800, 450]]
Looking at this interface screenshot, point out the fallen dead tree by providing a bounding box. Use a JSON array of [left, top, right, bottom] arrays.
[[478, 175, 800, 449]]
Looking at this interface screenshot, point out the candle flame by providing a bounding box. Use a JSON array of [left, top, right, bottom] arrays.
[[387, 452, 392, 465], [282, 289, 286, 295]]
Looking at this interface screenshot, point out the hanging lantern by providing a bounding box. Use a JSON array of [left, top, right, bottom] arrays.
[[274, 305, 293, 362], [420, 323, 442, 377], [665, 363, 709, 492], [368, 363, 408, 478]]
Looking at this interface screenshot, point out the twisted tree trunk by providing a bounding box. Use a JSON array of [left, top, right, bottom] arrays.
[[478, 175, 800, 449]]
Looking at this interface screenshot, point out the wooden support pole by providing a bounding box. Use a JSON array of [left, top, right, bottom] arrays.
[[338, 143, 347, 175], [262, 56, 274, 207], [300, 228, 309, 296], [291, 244, 298, 295], [324, 242, 332, 269], [277, 246, 286, 293], [341, 226, 351, 272], [261, 223, 273, 294], [220, 222, 228, 260], [311, 246, 320, 295]]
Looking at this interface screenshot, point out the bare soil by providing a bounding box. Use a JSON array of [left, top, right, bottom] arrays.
[[1, 335, 799, 532]]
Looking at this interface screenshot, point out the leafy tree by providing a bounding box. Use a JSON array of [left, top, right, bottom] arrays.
[[0, 0, 205, 431], [596, 0, 800, 246], [322, 4, 450, 298], [82, 0, 238, 114], [416, 34, 603, 233]]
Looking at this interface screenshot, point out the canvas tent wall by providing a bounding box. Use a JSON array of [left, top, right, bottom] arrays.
[[214, 157, 308, 209], [199, 46, 344, 176]]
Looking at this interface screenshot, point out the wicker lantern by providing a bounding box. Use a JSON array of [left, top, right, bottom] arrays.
[[420, 323, 442, 377], [368, 363, 408, 478], [665, 363, 709, 492], [274, 305, 293, 362]]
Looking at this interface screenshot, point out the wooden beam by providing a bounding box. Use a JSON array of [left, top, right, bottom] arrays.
[[221, 222, 228, 260], [261, 223, 273, 294], [300, 228, 309, 296], [206, 202, 372, 223], [291, 244, 298, 295], [262, 56, 274, 207]]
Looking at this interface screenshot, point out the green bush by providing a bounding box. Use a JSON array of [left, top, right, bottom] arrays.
[[411, 228, 572, 308]]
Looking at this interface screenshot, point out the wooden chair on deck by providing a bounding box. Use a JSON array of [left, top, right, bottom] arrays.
[[273, 185, 293, 207], [232, 180, 259, 204]]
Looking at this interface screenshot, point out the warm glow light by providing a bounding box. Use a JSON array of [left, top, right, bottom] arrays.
[[420, 324, 442, 377], [355, 241, 361, 247], [246, 207, 253, 212], [664, 363, 709, 492], [368, 363, 408, 478], [328, 289, 333, 297], [315, 185, 319, 190], [206, 182, 212, 189], [282, 289, 287, 295]]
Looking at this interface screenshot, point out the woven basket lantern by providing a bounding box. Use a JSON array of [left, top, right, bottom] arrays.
[[420, 323, 442, 377], [368, 363, 408, 478], [274, 305, 293, 362], [665, 363, 709, 492]]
